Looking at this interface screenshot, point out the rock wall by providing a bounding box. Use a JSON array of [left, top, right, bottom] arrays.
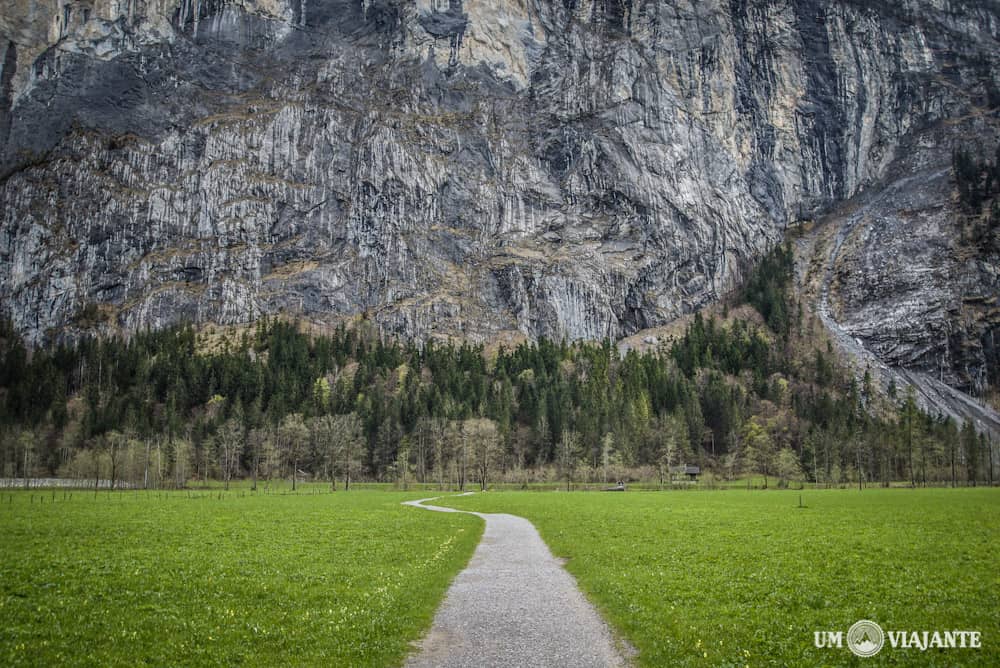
[[1, 0, 998, 355], [823, 120, 1000, 396]]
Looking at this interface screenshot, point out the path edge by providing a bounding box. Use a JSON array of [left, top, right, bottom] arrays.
[[398, 494, 486, 666], [403, 493, 638, 667]]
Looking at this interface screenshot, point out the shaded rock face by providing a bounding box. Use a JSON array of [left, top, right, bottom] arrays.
[[1, 0, 998, 356]]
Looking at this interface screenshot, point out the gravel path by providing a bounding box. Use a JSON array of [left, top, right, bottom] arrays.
[[403, 496, 629, 668]]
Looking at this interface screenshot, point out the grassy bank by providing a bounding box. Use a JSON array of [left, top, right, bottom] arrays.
[[441, 488, 1000, 666], [0, 490, 480, 666]]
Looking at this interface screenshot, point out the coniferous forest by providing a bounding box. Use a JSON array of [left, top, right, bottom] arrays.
[[0, 245, 994, 490]]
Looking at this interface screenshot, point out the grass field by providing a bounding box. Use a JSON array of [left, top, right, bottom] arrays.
[[0, 490, 481, 667], [441, 488, 1000, 667]]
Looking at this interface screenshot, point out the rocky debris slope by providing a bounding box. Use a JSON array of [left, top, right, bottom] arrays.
[[797, 116, 1000, 435], [1, 2, 998, 384]]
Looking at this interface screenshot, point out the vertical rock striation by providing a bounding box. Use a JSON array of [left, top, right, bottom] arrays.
[[0, 2, 997, 396]]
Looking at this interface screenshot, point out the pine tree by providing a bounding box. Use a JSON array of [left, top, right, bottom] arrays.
[[902, 387, 919, 487], [961, 420, 979, 486]]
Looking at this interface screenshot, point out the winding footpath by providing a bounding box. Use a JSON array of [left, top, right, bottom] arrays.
[[403, 496, 629, 668]]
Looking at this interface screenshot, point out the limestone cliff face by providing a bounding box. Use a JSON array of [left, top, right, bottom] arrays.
[[818, 121, 1000, 398], [1, 1, 998, 372]]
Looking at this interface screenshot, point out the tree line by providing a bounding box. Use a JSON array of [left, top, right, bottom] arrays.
[[954, 142, 1000, 254], [0, 245, 995, 489]]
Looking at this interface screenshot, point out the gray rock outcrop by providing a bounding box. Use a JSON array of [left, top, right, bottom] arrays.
[[1, 1, 998, 398]]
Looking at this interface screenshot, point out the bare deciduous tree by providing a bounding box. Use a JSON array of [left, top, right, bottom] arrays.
[[216, 419, 244, 491], [431, 418, 450, 491], [334, 413, 364, 491], [17, 428, 35, 490], [464, 418, 499, 491], [558, 430, 581, 491], [107, 431, 128, 491], [247, 428, 268, 491], [278, 413, 309, 491]]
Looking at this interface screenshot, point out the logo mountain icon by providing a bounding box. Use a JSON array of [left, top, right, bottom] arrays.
[[847, 620, 885, 657]]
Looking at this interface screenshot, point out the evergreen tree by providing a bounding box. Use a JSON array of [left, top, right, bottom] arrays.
[[962, 421, 979, 486]]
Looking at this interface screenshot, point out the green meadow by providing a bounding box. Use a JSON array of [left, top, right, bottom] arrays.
[[2, 487, 998, 667], [441, 488, 1000, 667], [0, 490, 480, 667]]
